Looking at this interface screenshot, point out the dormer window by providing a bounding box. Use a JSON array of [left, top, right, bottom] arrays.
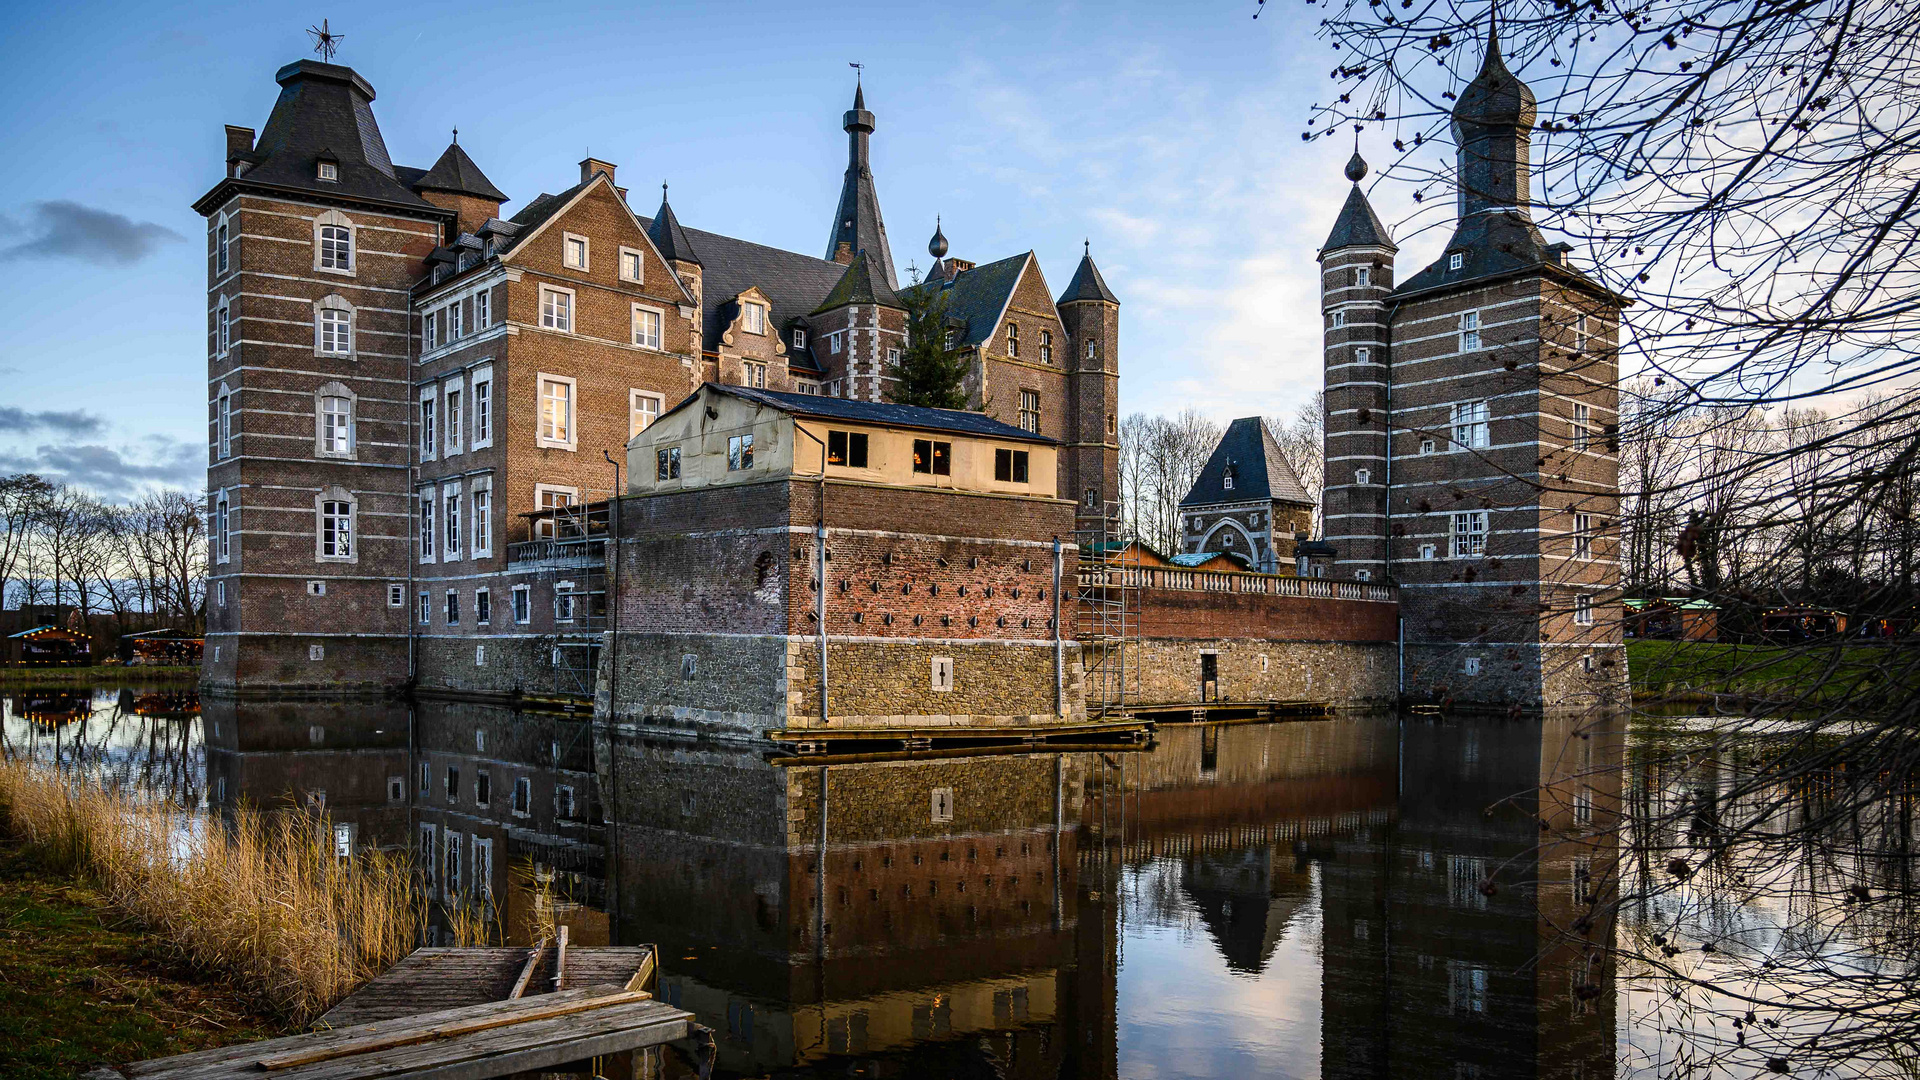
[[1223, 465, 1236, 492], [791, 328, 807, 350], [457, 251, 474, 271], [742, 302, 766, 335], [318, 161, 338, 182], [1448, 252, 1464, 271]]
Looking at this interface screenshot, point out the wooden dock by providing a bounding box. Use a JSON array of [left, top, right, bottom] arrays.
[[769, 717, 1154, 756], [1115, 699, 1337, 725]]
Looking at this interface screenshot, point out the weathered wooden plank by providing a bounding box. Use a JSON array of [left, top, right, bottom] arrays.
[[257, 989, 648, 1070], [505, 940, 544, 1001], [549, 926, 568, 994], [285, 1005, 686, 1080]]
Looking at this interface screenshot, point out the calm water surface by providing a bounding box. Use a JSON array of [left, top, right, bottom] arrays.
[[3, 686, 1905, 1078]]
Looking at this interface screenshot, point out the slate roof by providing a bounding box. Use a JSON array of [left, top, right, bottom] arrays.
[[646, 190, 700, 266], [195, 60, 440, 216], [637, 215, 850, 353], [415, 141, 507, 202], [903, 253, 1030, 348], [706, 384, 1054, 444], [1058, 249, 1120, 305], [1180, 417, 1314, 508], [505, 180, 590, 243], [826, 84, 898, 290], [1322, 184, 1396, 252], [813, 249, 901, 313]]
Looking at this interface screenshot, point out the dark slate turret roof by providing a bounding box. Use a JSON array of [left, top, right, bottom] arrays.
[[646, 187, 700, 265], [1451, 18, 1536, 129], [1322, 184, 1396, 252], [814, 248, 901, 312], [1058, 247, 1120, 305], [414, 140, 507, 202], [1180, 417, 1314, 508], [195, 60, 438, 215], [698, 384, 1055, 444], [826, 82, 898, 290], [902, 252, 1031, 348]]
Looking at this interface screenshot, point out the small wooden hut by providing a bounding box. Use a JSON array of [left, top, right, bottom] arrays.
[[1761, 606, 1847, 641], [5, 625, 92, 666]]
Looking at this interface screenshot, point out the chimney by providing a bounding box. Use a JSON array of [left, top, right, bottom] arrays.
[[580, 157, 617, 186], [225, 125, 256, 158], [947, 257, 976, 274]]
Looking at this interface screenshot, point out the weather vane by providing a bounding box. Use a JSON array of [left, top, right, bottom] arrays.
[[308, 19, 343, 63], [849, 61, 863, 85]]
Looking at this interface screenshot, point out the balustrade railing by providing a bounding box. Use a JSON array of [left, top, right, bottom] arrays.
[[1075, 565, 1396, 603]]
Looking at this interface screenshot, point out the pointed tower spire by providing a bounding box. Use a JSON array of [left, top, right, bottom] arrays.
[[1324, 148, 1395, 252], [1058, 242, 1120, 306], [825, 76, 898, 290], [648, 181, 700, 266]]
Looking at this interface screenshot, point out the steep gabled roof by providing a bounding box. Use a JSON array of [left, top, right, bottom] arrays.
[[1058, 248, 1120, 305], [813, 248, 902, 313], [637, 216, 849, 353], [414, 141, 507, 202], [1180, 417, 1314, 508], [902, 252, 1030, 348], [498, 175, 695, 306]]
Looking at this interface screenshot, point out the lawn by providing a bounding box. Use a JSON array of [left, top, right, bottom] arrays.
[[0, 665, 199, 689], [0, 843, 278, 1078], [1627, 639, 1910, 704]]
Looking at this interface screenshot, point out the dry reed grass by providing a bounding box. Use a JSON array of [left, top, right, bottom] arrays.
[[0, 758, 472, 1025]]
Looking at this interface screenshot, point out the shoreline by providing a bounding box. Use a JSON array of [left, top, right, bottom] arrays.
[[0, 666, 199, 690]]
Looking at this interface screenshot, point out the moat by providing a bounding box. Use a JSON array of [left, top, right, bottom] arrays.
[[5, 686, 1907, 1078]]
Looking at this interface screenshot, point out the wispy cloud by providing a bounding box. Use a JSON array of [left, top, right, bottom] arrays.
[[0, 201, 185, 265], [0, 406, 106, 437], [0, 437, 201, 500]]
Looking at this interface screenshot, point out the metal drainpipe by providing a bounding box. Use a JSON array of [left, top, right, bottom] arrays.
[[793, 424, 830, 725], [1384, 299, 1402, 700], [1052, 538, 1064, 719]]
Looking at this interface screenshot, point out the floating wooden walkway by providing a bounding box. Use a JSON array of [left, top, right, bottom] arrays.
[[769, 717, 1154, 757], [87, 934, 698, 1080], [1115, 699, 1337, 725]]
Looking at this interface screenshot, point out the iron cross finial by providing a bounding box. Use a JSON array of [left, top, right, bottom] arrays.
[[307, 19, 343, 63]]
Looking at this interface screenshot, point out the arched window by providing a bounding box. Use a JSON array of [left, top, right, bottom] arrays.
[[316, 295, 354, 357], [316, 381, 356, 458], [216, 216, 230, 275], [214, 491, 232, 563], [215, 300, 231, 357], [214, 382, 234, 461], [1039, 330, 1052, 364], [316, 487, 356, 562], [314, 210, 354, 273], [1006, 322, 1020, 358]]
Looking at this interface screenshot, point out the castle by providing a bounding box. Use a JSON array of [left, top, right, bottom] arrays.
[[194, 33, 1617, 719]]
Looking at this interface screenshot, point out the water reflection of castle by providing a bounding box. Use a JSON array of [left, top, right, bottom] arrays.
[[197, 700, 1620, 1079]]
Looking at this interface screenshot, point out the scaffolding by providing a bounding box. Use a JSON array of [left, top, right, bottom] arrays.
[[1073, 501, 1141, 718], [509, 496, 613, 701]]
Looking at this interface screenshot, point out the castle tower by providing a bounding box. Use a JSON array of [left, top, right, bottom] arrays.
[[1318, 150, 1397, 581], [648, 183, 703, 312], [1356, 20, 1628, 708], [825, 79, 897, 290], [192, 60, 447, 696], [1057, 243, 1121, 528]]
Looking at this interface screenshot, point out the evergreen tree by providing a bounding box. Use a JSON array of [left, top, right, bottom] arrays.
[[887, 285, 973, 410]]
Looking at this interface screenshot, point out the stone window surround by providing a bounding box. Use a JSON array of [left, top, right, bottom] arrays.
[[313, 209, 355, 276], [315, 294, 356, 359], [314, 486, 357, 564], [631, 303, 665, 350], [470, 364, 494, 449], [442, 374, 465, 458], [539, 284, 576, 334], [617, 245, 643, 284], [536, 373, 577, 450], [630, 389, 664, 439], [562, 232, 590, 272], [418, 386, 438, 461], [470, 477, 493, 559], [314, 380, 356, 460]]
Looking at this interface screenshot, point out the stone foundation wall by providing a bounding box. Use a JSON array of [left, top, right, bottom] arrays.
[[787, 637, 1083, 729], [415, 635, 589, 698], [1401, 642, 1630, 709], [202, 633, 408, 698], [1123, 638, 1398, 707], [599, 632, 793, 740]]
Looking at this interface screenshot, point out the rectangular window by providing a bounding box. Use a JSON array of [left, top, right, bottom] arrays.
[[1355, 346, 1370, 365], [445, 590, 460, 625], [887, 346, 900, 366], [1330, 310, 1345, 329], [448, 301, 462, 339], [512, 777, 532, 817], [443, 488, 461, 560], [792, 328, 807, 349], [629, 390, 661, 437], [511, 585, 531, 624], [830, 332, 843, 355], [994, 448, 1030, 483], [619, 247, 643, 283], [472, 486, 492, 558], [476, 588, 491, 625], [537, 376, 574, 447], [320, 500, 352, 559], [475, 289, 490, 329], [656, 446, 681, 480], [1575, 593, 1594, 625], [444, 386, 462, 455], [419, 394, 437, 459], [539, 287, 573, 332], [218, 392, 233, 459], [1459, 310, 1482, 351], [445, 766, 459, 802], [534, 486, 576, 540], [417, 590, 431, 625], [424, 311, 438, 352], [1451, 400, 1489, 449], [827, 430, 869, 468], [728, 433, 754, 471], [1356, 266, 1370, 287], [912, 439, 951, 476], [473, 837, 493, 901], [216, 220, 229, 274], [1451, 510, 1489, 558], [320, 395, 352, 455], [742, 302, 766, 335], [1448, 252, 1464, 271], [419, 825, 437, 891], [1018, 390, 1040, 433], [319, 308, 351, 355], [419, 492, 436, 560], [215, 492, 231, 562], [1573, 512, 1595, 558], [318, 225, 351, 270], [743, 361, 767, 388], [563, 233, 589, 270], [632, 306, 663, 349], [555, 785, 576, 819], [443, 830, 461, 893], [1574, 314, 1590, 352], [1006, 323, 1020, 357], [1572, 402, 1592, 451], [471, 373, 492, 446], [216, 305, 231, 356]]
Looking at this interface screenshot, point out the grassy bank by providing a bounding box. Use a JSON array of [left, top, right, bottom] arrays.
[[1627, 639, 1907, 705], [0, 842, 279, 1078], [0, 665, 198, 689], [0, 758, 441, 1027]]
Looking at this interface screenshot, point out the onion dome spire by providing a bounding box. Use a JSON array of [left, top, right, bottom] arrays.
[[928, 216, 948, 259]]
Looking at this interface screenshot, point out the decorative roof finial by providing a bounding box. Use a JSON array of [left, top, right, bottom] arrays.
[[1084, 238, 1091, 257], [928, 216, 949, 259], [307, 18, 343, 63], [849, 61, 865, 109], [1345, 150, 1369, 183], [451, 127, 458, 145]]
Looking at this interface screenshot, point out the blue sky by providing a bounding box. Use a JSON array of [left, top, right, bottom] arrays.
[[0, 0, 1437, 499]]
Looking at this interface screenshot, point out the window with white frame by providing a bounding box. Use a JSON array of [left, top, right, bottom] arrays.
[[512, 777, 532, 817], [537, 375, 575, 448], [424, 310, 438, 352], [1572, 402, 1592, 451], [216, 301, 231, 357], [1459, 310, 1482, 351], [472, 484, 492, 558], [555, 583, 576, 622], [743, 361, 767, 389], [417, 590, 431, 625], [1420, 437, 1437, 455], [1452, 510, 1489, 558], [318, 388, 354, 457], [418, 491, 436, 561], [1355, 346, 1370, 365], [534, 486, 577, 540], [473, 836, 493, 901], [215, 491, 231, 562], [471, 369, 493, 447], [632, 305, 663, 349], [318, 161, 338, 182], [1330, 310, 1346, 329], [475, 587, 491, 624], [1039, 329, 1053, 364], [1452, 400, 1490, 449], [792, 327, 807, 350], [1019, 389, 1040, 433], [1356, 266, 1371, 287], [1574, 313, 1591, 352], [830, 331, 843, 355], [1574, 593, 1594, 625], [741, 301, 766, 335], [216, 387, 233, 460], [1006, 322, 1020, 357], [388, 583, 405, 608], [511, 584, 531, 624], [1448, 252, 1464, 271], [419, 391, 437, 460], [1355, 468, 1371, 485], [443, 383, 463, 456], [886, 346, 900, 366], [1086, 338, 1098, 361], [448, 301, 462, 340], [316, 213, 353, 273], [619, 247, 643, 283], [443, 486, 461, 560], [1573, 512, 1595, 558], [630, 390, 662, 438], [216, 217, 230, 274], [318, 492, 354, 560], [563, 233, 589, 270], [317, 298, 353, 356], [539, 286, 574, 332], [475, 288, 490, 329]]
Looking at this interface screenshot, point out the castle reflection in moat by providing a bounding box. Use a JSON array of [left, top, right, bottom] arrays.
[[181, 696, 1621, 1080]]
